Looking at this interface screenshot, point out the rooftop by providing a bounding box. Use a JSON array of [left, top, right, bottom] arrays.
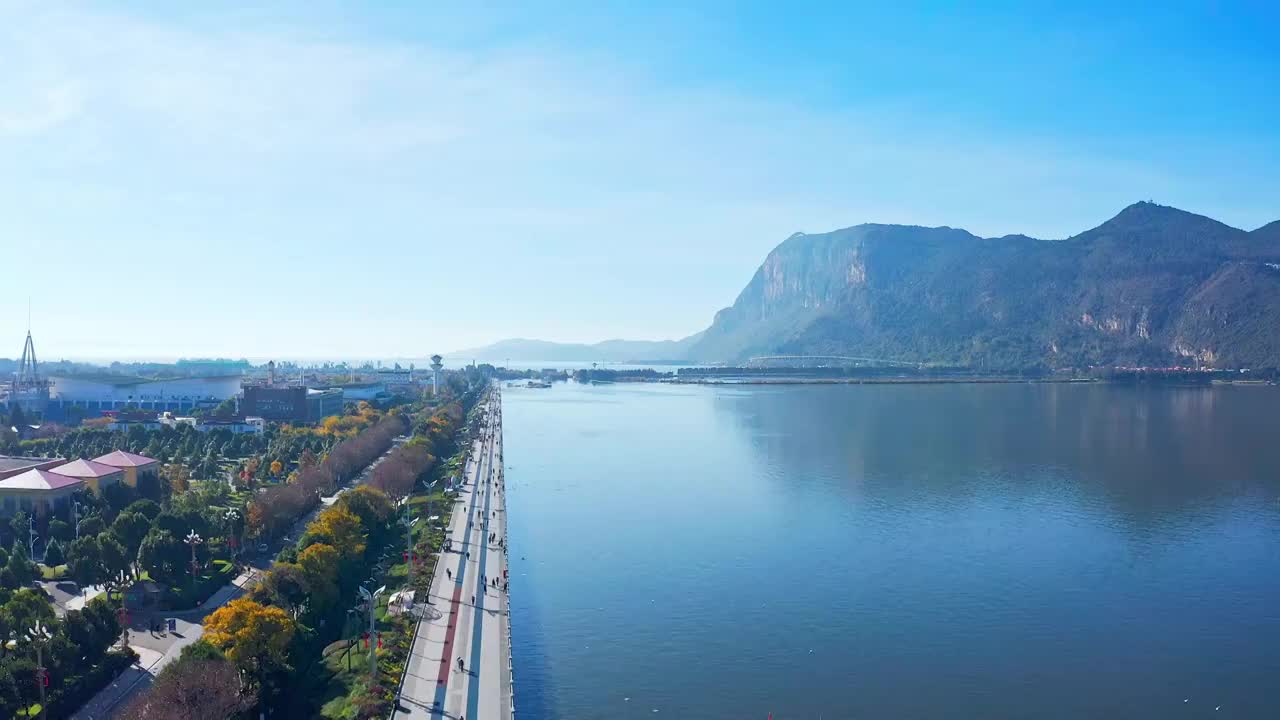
[[0, 455, 54, 474], [93, 450, 159, 468], [0, 468, 83, 491], [52, 458, 123, 479]]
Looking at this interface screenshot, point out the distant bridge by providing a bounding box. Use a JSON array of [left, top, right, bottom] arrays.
[[745, 354, 921, 368]]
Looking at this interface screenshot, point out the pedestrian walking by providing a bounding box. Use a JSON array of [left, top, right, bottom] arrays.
[[458, 657, 465, 672], [447, 568, 452, 580]]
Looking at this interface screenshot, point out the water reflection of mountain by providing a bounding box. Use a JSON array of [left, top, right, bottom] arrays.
[[712, 383, 1280, 524]]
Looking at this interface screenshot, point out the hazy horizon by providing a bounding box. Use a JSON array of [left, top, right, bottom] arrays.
[[3, 1, 1278, 359]]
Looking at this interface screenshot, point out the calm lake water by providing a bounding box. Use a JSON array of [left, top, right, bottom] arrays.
[[504, 382, 1280, 719]]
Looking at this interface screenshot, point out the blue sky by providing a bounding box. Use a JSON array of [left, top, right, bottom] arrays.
[[1, 1, 1277, 360]]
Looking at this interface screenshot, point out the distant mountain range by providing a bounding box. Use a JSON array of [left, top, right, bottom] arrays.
[[462, 202, 1280, 369], [452, 335, 702, 364]]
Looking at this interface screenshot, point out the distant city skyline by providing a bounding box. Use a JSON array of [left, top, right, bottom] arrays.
[[2, 1, 1277, 359]]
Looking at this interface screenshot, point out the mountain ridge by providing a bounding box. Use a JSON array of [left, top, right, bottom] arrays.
[[687, 202, 1280, 368], [452, 333, 702, 364], [463, 202, 1280, 369]]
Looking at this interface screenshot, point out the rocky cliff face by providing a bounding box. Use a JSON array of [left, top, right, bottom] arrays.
[[688, 203, 1280, 368]]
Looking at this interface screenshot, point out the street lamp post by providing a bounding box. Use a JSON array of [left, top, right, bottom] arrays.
[[224, 509, 241, 560], [27, 514, 37, 561], [357, 585, 385, 677], [72, 501, 84, 541], [28, 622, 52, 720], [399, 499, 419, 590], [185, 530, 203, 589]]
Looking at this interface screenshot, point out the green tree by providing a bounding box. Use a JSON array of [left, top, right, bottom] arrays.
[[7, 512, 30, 547], [67, 535, 105, 588], [0, 664, 20, 718], [101, 482, 139, 519], [5, 541, 37, 587], [61, 604, 116, 664], [125, 499, 162, 521], [110, 511, 152, 560], [78, 515, 106, 538], [3, 587, 55, 651], [42, 539, 65, 567], [139, 529, 188, 586], [154, 510, 210, 542], [47, 519, 73, 544], [98, 532, 131, 589]]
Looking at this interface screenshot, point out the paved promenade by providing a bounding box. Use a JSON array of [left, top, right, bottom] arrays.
[[395, 390, 512, 720]]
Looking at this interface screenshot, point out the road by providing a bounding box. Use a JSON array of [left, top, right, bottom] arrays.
[[393, 389, 512, 720], [71, 435, 410, 720]]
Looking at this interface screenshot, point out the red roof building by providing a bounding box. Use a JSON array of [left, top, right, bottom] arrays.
[[93, 450, 159, 468], [0, 468, 84, 517], [93, 450, 160, 488], [51, 458, 124, 493]]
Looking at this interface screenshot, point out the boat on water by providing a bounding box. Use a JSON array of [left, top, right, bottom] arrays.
[[527, 380, 552, 388]]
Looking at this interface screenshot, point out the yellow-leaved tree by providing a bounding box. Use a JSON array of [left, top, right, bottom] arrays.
[[297, 543, 340, 610], [203, 597, 295, 683], [310, 506, 367, 559]]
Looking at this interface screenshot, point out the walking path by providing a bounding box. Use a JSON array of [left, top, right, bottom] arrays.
[[394, 389, 511, 720]]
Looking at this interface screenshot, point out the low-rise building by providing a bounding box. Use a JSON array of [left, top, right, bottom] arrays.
[[0, 468, 82, 516], [0, 455, 66, 481], [50, 458, 124, 494], [93, 450, 159, 488], [158, 413, 266, 434], [105, 411, 164, 432]]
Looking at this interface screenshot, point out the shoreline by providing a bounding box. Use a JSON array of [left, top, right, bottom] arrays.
[[647, 377, 1276, 387]]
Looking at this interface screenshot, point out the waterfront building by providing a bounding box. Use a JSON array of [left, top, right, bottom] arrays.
[[45, 374, 240, 421]]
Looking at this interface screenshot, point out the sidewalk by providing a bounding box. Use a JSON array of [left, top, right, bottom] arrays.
[[393, 392, 511, 720]]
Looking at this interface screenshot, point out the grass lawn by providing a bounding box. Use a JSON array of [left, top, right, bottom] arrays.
[[166, 557, 238, 609], [39, 564, 68, 580]]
